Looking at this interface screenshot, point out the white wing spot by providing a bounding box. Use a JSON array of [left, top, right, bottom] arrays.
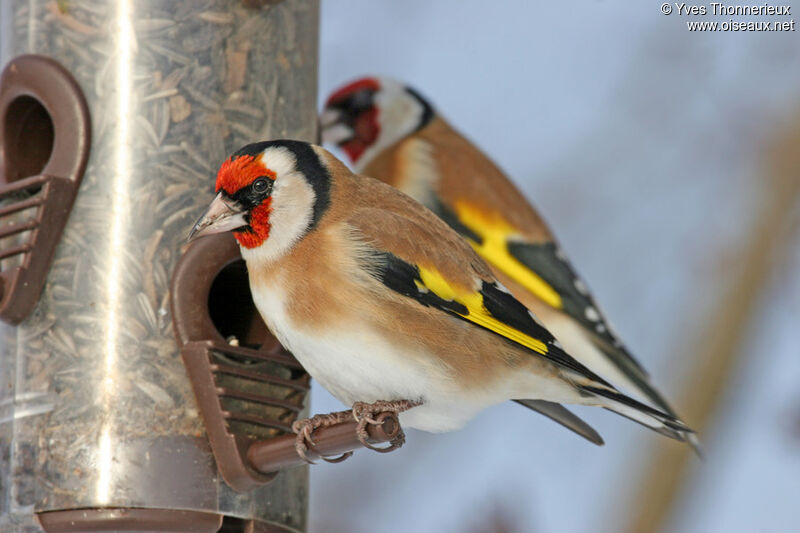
[[585, 306, 600, 321], [555, 247, 568, 261], [574, 278, 589, 295], [595, 324, 606, 333], [552, 339, 564, 349]]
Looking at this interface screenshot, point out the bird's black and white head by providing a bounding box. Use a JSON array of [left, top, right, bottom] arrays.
[[189, 140, 331, 264], [321, 76, 434, 170]]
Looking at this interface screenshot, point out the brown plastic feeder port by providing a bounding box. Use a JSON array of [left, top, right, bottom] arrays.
[[171, 234, 403, 492], [171, 233, 309, 492], [0, 54, 91, 324]]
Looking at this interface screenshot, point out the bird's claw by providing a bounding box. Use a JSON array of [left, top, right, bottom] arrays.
[[292, 411, 354, 464], [351, 400, 421, 454], [292, 400, 420, 463]]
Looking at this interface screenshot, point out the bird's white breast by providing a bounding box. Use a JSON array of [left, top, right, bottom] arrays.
[[249, 279, 510, 432]]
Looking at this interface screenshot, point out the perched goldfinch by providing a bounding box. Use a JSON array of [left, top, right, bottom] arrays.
[[321, 77, 685, 427], [189, 140, 694, 451]]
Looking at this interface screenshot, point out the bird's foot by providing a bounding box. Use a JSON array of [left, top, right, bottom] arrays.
[[292, 410, 354, 464], [352, 399, 422, 453]]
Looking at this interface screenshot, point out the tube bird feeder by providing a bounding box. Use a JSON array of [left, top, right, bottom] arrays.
[[0, 1, 319, 531]]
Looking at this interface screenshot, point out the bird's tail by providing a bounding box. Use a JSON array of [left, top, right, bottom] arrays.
[[514, 399, 605, 446], [580, 385, 698, 447]]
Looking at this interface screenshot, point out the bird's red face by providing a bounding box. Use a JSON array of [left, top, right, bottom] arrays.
[[189, 150, 277, 249], [321, 77, 381, 163]]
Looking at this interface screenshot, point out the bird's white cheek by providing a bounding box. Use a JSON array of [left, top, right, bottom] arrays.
[[240, 174, 315, 264], [354, 86, 426, 171]]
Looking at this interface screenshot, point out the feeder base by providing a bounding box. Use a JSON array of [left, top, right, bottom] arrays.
[[37, 508, 223, 533]]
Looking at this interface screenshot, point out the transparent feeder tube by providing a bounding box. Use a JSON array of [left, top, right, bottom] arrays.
[[0, 0, 318, 530]]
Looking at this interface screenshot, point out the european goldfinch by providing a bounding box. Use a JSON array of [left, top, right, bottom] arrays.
[[188, 140, 694, 451], [321, 77, 687, 430]]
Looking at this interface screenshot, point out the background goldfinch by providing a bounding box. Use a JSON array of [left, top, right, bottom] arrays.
[[189, 140, 694, 448], [321, 77, 686, 426]]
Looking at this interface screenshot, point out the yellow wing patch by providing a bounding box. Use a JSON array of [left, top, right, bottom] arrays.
[[416, 266, 549, 355], [453, 201, 563, 310]]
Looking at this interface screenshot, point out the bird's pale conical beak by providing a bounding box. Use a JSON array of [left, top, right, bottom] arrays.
[[320, 108, 354, 145], [187, 192, 247, 242]]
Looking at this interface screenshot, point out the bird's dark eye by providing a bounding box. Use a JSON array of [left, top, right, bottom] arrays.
[[350, 90, 373, 111], [252, 178, 271, 194]]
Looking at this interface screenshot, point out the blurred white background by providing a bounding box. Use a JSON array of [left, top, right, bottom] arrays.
[[311, 2, 800, 532]]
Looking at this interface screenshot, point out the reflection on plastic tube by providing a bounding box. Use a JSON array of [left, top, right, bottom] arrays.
[[97, 0, 133, 505], [96, 427, 112, 504]]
